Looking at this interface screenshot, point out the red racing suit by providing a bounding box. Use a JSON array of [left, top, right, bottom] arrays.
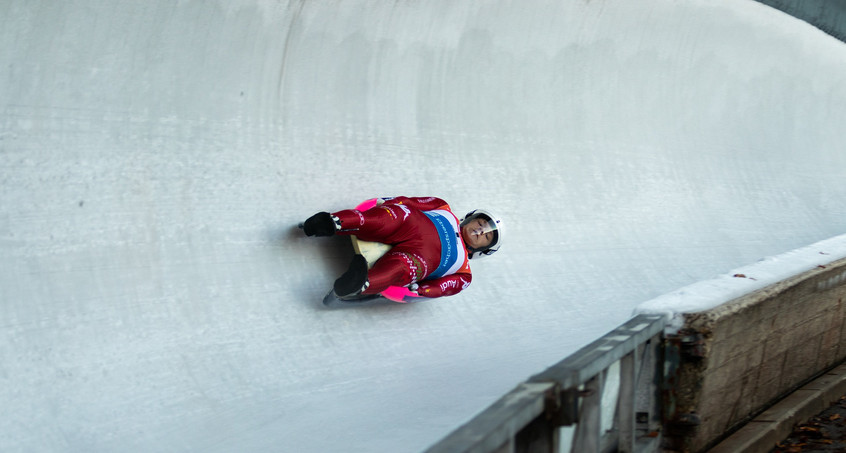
[[331, 197, 471, 298]]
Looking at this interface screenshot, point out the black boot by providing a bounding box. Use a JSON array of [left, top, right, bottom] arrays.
[[334, 255, 369, 299], [301, 212, 339, 237]]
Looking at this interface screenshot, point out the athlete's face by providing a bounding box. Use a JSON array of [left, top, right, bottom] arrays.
[[461, 217, 495, 250]]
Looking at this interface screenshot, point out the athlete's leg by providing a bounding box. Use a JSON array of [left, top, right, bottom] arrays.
[[333, 254, 369, 298], [300, 212, 339, 237], [302, 204, 406, 239], [332, 204, 408, 242], [361, 250, 427, 295]]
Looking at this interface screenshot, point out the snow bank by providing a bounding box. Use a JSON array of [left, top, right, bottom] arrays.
[[635, 233, 846, 332]]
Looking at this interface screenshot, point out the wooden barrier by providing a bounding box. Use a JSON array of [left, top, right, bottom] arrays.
[[666, 258, 846, 452]]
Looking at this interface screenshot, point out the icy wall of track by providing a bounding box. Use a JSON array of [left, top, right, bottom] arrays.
[[2, 1, 846, 452]]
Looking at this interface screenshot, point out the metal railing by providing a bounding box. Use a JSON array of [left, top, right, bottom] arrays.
[[424, 314, 667, 453]]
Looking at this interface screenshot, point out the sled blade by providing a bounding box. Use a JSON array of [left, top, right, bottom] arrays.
[[322, 290, 395, 308]]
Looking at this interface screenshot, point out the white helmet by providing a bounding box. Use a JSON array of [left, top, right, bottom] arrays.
[[460, 209, 503, 259]]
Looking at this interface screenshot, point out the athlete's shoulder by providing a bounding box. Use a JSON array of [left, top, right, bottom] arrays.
[[457, 261, 472, 276]]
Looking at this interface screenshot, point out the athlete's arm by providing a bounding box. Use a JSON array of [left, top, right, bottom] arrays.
[[416, 272, 472, 298]]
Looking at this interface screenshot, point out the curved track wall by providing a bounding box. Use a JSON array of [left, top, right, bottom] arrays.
[[2, 1, 846, 451]]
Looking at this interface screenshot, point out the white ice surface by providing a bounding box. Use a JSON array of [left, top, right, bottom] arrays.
[[2, 1, 846, 452]]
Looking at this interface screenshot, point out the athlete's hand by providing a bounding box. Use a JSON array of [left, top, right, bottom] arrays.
[[381, 285, 420, 302]]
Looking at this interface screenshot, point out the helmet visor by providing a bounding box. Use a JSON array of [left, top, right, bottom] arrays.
[[461, 214, 498, 252]]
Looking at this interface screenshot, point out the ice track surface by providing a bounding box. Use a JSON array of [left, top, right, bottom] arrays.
[[2, 1, 846, 452]]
